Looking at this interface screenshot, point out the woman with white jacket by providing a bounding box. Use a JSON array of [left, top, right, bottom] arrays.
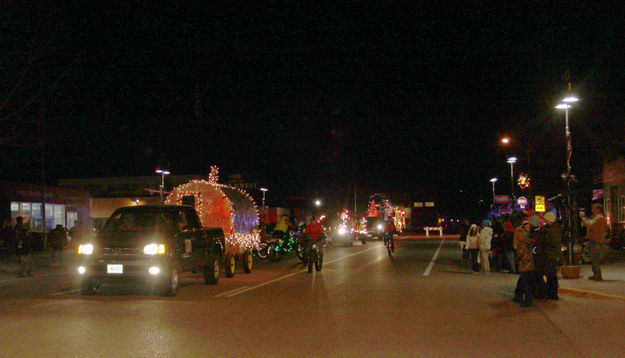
[[478, 220, 493, 274]]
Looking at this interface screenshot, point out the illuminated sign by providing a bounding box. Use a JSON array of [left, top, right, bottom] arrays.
[[517, 196, 528, 209], [535, 196, 545, 212]]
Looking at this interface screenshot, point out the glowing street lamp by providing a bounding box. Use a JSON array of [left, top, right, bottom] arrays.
[[314, 199, 322, 207], [501, 137, 510, 145], [489, 177, 498, 201], [506, 157, 517, 200], [155, 168, 170, 204]]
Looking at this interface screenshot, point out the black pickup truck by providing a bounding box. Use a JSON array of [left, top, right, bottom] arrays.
[[75, 205, 224, 296]]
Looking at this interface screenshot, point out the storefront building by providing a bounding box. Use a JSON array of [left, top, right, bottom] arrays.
[[0, 181, 90, 231]]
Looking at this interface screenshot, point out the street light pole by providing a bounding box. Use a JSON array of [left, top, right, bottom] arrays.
[[155, 168, 170, 205], [557, 94, 579, 265], [260, 188, 268, 226], [507, 157, 517, 201]]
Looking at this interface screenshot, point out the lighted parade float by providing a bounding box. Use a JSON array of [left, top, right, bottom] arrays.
[[164, 166, 260, 277]]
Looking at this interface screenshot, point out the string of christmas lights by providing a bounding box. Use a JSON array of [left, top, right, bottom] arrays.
[[164, 166, 261, 255]]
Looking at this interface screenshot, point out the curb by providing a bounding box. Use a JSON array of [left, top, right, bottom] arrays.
[[559, 287, 625, 301]]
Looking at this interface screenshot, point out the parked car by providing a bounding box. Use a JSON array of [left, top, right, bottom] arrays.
[[75, 205, 224, 296]]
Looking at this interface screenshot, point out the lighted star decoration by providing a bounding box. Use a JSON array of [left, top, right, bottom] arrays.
[[517, 173, 531, 190]]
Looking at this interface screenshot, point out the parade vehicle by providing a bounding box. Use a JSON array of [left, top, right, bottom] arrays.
[[75, 205, 224, 296], [326, 209, 354, 246], [164, 166, 260, 277]]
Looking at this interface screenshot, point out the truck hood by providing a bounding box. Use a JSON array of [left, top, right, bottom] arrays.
[[97, 231, 163, 248]]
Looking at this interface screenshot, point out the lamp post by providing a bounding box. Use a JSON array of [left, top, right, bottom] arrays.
[[260, 188, 268, 226], [155, 168, 170, 204], [556, 94, 579, 266], [315, 199, 322, 207], [489, 177, 498, 202], [506, 156, 517, 201]]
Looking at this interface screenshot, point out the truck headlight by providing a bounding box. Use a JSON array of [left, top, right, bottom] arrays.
[[78, 243, 94, 255], [143, 243, 166, 255]]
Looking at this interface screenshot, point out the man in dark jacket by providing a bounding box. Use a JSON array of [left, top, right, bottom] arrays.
[[15, 217, 33, 277], [541, 212, 562, 300], [49, 224, 68, 267]]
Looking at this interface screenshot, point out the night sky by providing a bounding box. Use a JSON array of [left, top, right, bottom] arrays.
[[2, 2, 624, 216]]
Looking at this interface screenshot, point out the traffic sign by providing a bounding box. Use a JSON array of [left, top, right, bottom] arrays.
[[535, 195, 545, 212]]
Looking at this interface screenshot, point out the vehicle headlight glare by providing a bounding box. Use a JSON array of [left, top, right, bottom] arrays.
[[78, 244, 94, 255], [338, 227, 347, 235], [377, 224, 383, 231], [144, 243, 166, 255]]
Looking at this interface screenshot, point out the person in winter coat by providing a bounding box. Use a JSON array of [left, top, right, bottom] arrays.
[[479, 220, 493, 274], [458, 218, 470, 257], [541, 212, 562, 300], [501, 220, 516, 273], [49, 225, 68, 267], [528, 215, 548, 299], [513, 219, 534, 307], [465, 224, 480, 274], [580, 203, 608, 281]]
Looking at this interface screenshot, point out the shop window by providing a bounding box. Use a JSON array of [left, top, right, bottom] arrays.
[[53, 204, 65, 228], [67, 211, 78, 229], [32, 203, 43, 232]]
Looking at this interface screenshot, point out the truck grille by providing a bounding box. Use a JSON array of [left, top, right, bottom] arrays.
[[101, 247, 141, 258]]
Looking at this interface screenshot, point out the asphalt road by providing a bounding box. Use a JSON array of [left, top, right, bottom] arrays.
[[1, 237, 624, 357]]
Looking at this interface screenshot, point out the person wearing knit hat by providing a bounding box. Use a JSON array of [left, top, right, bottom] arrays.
[[543, 212, 556, 224], [528, 215, 540, 229], [513, 218, 534, 307], [541, 211, 562, 299]]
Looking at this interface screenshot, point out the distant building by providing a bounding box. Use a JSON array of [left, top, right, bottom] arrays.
[[0, 181, 90, 250]]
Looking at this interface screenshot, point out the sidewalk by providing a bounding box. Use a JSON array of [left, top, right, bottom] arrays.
[[0, 250, 73, 283], [559, 261, 625, 301]]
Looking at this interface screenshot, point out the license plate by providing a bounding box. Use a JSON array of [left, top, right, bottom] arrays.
[[107, 264, 123, 274]]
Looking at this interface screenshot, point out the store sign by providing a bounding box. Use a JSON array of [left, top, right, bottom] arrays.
[[494, 195, 510, 204], [535, 196, 545, 212], [517, 196, 528, 209]]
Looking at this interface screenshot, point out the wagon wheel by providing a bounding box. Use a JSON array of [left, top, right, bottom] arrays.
[[224, 253, 236, 277], [242, 250, 253, 273]]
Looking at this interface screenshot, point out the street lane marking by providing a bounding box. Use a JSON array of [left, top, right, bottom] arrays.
[[50, 289, 80, 296], [423, 238, 445, 276], [214, 285, 250, 297], [222, 245, 380, 297]]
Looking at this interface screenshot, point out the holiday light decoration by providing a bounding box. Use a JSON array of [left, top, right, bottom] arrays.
[[517, 173, 531, 190], [164, 166, 260, 255]]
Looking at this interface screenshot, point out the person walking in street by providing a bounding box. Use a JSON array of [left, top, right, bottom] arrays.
[[49, 224, 68, 267], [541, 212, 562, 300], [580, 203, 608, 281], [15, 216, 33, 277], [501, 219, 516, 273], [465, 224, 480, 274], [479, 220, 493, 274], [513, 218, 534, 307], [458, 218, 470, 259], [1, 219, 16, 263]]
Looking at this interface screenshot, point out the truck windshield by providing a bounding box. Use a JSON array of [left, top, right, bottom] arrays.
[[102, 211, 180, 232]]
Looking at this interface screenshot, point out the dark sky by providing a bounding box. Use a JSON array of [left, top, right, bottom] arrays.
[[1, 2, 624, 216]]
